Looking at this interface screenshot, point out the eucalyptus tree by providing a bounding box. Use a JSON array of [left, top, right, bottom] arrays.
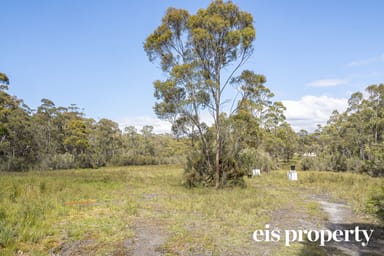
[[144, 0, 255, 188], [366, 84, 384, 144], [0, 72, 9, 88], [233, 71, 273, 127], [316, 83, 384, 175], [89, 118, 122, 167], [0, 76, 36, 170]]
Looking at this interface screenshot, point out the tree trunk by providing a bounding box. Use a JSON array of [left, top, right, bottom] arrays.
[[215, 129, 220, 188], [215, 119, 221, 189], [215, 81, 221, 189]]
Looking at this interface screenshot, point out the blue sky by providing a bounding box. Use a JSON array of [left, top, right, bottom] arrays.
[[2, 0, 384, 132]]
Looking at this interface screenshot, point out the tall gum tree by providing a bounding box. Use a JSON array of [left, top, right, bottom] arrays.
[[144, 0, 255, 188], [0, 72, 9, 90]]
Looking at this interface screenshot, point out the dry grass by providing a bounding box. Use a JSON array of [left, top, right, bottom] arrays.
[[0, 166, 381, 255]]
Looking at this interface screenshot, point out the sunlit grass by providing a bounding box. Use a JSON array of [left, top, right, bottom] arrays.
[[297, 170, 383, 220], [0, 166, 381, 255]]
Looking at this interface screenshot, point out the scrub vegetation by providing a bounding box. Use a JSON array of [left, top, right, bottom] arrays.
[[0, 165, 382, 255], [1, 0, 383, 254]]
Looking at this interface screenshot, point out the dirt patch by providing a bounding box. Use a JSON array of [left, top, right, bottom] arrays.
[[131, 219, 168, 256], [314, 195, 384, 256], [51, 239, 97, 256], [270, 205, 323, 231], [318, 200, 353, 224], [266, 191, 384, 255]]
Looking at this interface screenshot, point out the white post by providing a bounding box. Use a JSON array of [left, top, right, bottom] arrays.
[[287, 171, 298, 180], [252, 168, 261, 176]]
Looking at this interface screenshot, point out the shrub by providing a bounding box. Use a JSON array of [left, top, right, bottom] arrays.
[[50, 153, 75, 169], [0, 156, 30, 171], [367, 183, 384, 222], [346, 157, 364, 173], [239, 148, 274, 175], [300, 157, 318, 171]]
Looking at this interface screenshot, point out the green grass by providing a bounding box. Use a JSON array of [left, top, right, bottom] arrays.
[[0, 166, 382, 255], [298, 171, 384, 220]]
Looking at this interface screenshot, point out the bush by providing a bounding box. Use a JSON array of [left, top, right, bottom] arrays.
[[363, 160, 384, 177], [300, 157, 318, 171], [367, 183, 384, 222], [300, 153, 340, 172], [346, 157, 364, 173], [183, 149, 215, 188], [0, 157, 30, 171], [50, 153, 76, 170], [183, 147, 247, 188], [239, 148, 274, 175]]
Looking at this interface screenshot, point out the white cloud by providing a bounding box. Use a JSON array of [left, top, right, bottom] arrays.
[[117, 97, 347, 134], [306, 79, 348, 87], [282, 95, 347, 131], [117, 116, 172, 134], [199, 111, 215, 126], [347, 54, 384, 67], [117, 111, 214, 135]]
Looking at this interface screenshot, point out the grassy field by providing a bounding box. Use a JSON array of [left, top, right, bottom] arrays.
[[0, 166, 382, 255]]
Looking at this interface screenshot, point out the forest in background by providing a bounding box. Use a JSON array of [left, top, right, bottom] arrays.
[[1, 1, 383, 254], [0, 73, 187, 170], [143, 1, 383, 188], [1, 72, 383, 177]]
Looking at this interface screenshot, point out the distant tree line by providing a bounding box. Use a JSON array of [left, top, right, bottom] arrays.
[[0, 69, 298, 175], [299, 84, 384, 176], [0, 73, 187, 171], [1, 70, 383, 178]]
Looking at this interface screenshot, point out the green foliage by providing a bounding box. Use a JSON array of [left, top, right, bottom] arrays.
[[182, 105, 286, 188], [183, 147, 215, 188], [1, 166, 380, 255], [46, 153, 76, 170], [239, 147, 274, 174], [0, 76, 187, 171], [0, 167, 141, 254], [303, 83, 384, 176], [145, 1, 256, 188], [367, 181, 384, 221], [0, 72, 9, 90], [183, 118, 248, 188], [0, 86, 36, 171], [300, 156, 325, 171]]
